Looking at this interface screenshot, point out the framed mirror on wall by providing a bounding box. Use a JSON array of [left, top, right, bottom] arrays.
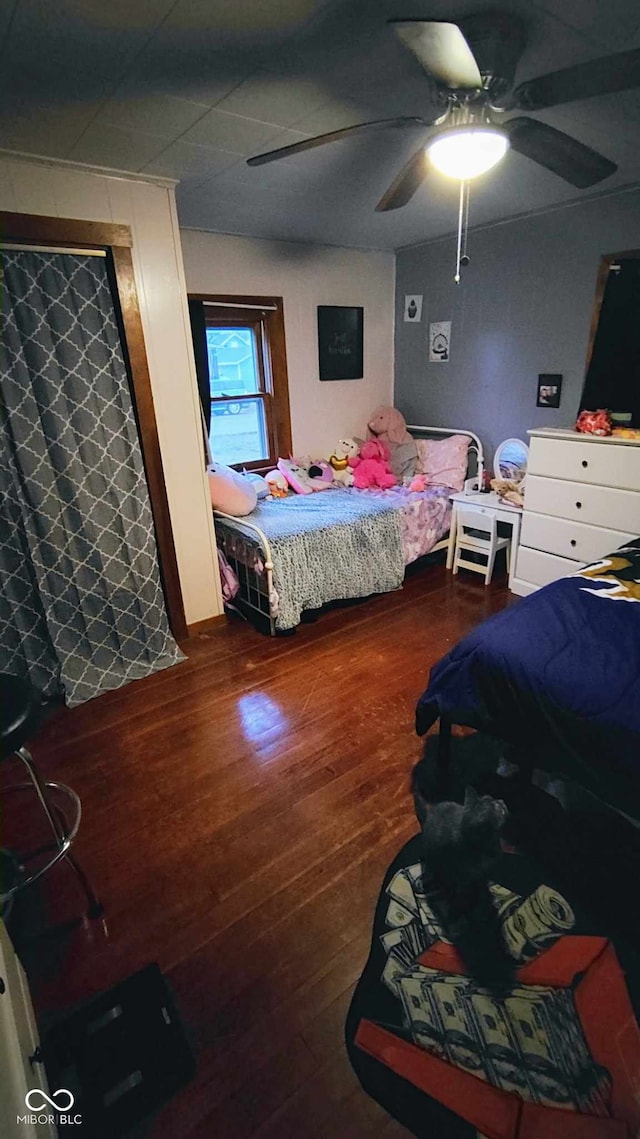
[[581, 250, 640, 429]]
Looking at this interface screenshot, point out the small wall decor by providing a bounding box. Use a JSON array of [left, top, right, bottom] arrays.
[[537, 373, 563, 408], [429, 320, 451, 362], [404, 294, 423, 322], [317, 305, 363, 381]]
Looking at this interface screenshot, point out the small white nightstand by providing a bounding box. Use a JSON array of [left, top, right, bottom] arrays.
[[447, 491, 523, 590]]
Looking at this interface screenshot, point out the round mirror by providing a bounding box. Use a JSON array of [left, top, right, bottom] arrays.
[[493, 438, 528, 483]]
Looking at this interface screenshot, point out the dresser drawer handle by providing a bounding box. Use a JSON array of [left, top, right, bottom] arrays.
[[575, 501, 582, 509], [581, 460, 588, 468], [570, 539, 577, 547]]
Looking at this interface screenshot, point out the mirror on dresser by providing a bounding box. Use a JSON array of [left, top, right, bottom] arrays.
[[581, 250, 640, 430], [493, 438, 528, 485]]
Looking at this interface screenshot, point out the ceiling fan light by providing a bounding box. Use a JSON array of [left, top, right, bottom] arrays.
[[427, 127, 509, 180]]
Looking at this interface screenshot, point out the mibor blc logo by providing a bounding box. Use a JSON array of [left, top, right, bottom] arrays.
[[18, 1088, 83, 1127]]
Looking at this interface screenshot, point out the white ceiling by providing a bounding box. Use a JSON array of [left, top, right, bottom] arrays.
[[1, 0, 640, 249]]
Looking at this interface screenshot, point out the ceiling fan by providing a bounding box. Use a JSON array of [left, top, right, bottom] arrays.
[[247, 10, 640, 211]]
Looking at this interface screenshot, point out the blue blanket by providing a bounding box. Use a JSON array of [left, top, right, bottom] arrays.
[[217, 490, 405, 630], [416, 541, 640, 813]]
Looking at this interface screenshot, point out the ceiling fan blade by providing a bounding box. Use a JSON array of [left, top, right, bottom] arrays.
[[376, 145, 430, 212], [247, 116, 428, 166], [505, 117, 617, 188], [510, 47, 640, 111], [390, 19, 482, 90]]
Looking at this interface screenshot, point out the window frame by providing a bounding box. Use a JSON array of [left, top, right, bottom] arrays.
[[190, 294, 292, 473]]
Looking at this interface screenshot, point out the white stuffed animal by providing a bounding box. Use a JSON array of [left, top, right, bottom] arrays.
[[264, 469, 289, 498], [328, 438, 359, 486]]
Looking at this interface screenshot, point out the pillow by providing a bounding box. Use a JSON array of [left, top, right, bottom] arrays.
[[207, 464, 257, 516], [415, 435, 470, 492]]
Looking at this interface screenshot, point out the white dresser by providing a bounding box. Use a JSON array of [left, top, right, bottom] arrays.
[[511, 427, 640, 597]]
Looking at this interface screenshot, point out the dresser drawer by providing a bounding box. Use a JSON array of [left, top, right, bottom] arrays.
[[520, 511, 637, 564], [528, 435, 640, 490], [524, 475, 640, 532], [515, 545, 583, 588]]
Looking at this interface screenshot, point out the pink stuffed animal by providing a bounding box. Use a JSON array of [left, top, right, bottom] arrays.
[[349, 438, 397, 490], [409, 473, 428, 492]]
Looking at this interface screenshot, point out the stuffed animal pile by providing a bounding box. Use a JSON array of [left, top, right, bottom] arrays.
[[349, 438, 397, 490], [264, 414, 419, 499]]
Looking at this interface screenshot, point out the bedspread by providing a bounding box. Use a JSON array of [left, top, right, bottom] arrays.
[[415, 540, 640, 816], [218, 490, 405, 630], [215, 485, 453, 631]]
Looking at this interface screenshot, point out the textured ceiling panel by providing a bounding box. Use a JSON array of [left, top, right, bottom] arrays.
[[143, 140, 242, 179], [68, 124, 174, 171], [93, 89, 210, 136], [0, 97, 101, 158], [181, 108, 288, 152], [1, 0, 640, 248], [214, 70, 330, 127]]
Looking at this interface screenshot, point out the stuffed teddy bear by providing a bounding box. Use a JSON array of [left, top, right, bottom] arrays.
[[349, 438, 397, 490], [490, 476, 524, 508], [367, 405, 418, 481], [328, 438, 359, 486]]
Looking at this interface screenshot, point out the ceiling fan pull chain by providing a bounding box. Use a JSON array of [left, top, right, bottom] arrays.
[[463, 180, 470, 260], [454, 179, 465, 283]]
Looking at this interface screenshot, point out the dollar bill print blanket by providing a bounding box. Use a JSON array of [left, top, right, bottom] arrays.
[[214, 485, 451, 631], [346, 832, 640, 1139]]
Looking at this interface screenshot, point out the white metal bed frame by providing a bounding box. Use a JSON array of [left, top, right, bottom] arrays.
[[214, 425, 484, 635]]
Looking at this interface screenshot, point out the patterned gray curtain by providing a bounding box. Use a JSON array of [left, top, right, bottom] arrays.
[[0, 249, 184, 706]]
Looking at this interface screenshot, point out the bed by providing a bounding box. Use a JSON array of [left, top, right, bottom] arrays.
[[214, 425, 483, 634], [415, 540, 640, 818]]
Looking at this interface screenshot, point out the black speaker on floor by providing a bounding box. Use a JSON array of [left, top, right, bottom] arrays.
[[42, 964, 196, 1136]]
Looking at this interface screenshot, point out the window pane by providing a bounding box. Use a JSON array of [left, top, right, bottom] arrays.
[[210, 397, 269, 466], [206, 327, 260, 398]]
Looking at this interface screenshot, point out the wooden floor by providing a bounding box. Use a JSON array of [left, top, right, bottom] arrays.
[[11, 561, 511, 1138]]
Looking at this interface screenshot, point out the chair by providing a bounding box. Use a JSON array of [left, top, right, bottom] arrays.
[[452, 506, 511, 585], [0, 673, 102, 920]]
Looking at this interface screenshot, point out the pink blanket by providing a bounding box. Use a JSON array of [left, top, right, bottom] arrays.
[[359, 484, 452, 564]]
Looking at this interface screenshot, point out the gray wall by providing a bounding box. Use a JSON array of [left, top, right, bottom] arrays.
[[394, 186, 640, 468]]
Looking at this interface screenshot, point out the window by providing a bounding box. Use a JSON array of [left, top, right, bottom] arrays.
[[206, 321, 268, 465], [189, 295, 292, 471]]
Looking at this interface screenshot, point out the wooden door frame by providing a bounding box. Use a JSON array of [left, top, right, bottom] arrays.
[[0, 210, 187, 639], [584, 248, 640, 377]]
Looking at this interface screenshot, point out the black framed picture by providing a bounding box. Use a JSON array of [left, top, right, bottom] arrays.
[[317, 305, 363, 381], [536, 373, 563, 408]]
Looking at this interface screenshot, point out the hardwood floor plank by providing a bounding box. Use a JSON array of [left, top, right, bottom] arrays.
[[18, 565, 511, 1137]]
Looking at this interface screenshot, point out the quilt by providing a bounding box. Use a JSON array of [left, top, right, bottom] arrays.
[[215, 485, 451, 631], [415, 541, 640, 815]]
